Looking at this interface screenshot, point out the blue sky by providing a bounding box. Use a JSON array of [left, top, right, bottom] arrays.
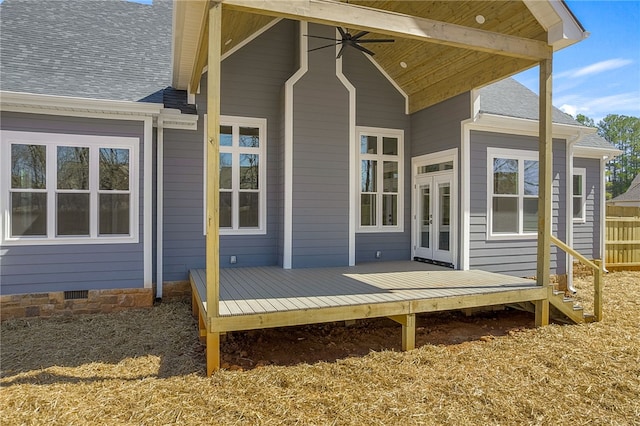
[[514, 0, 640, 122]]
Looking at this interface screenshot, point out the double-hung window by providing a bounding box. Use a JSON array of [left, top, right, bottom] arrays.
[[204, 116, 266, 235], [357, 127, 403, 232], [572, 168, 586, 222], [1, 131, 138, 244], [487, 148, 539, 237]]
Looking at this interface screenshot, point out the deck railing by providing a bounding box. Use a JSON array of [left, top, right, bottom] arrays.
[[550, 235, 603, 321], [606, 206, 640, 270]]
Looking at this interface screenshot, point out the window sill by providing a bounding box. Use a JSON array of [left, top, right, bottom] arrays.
[[485, 233, 537, 241], [1, 235, 139, 246], [219, 228, 267, 236], [356, 226, 404, 234]]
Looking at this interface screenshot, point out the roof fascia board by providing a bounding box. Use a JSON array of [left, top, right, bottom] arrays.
[[0, 91, 163, 117], [523, 0, 587, 49], [473, 112, 594, 138], [222, 0, 551, 61], [573, 146, 622, 159]]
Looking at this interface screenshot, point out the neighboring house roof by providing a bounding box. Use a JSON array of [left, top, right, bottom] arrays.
[[0, 0, 172, 104], [609, 174, 640, 203], [478, 78, 615, 151]]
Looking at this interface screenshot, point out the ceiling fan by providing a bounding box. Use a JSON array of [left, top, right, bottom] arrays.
[[306, 27, 394, 58]]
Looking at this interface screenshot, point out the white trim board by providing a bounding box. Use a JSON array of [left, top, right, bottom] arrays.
[[335, 33, 357, 267], [283, 21, 309, 269]]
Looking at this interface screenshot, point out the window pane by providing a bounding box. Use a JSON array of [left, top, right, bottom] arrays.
[[361, 160, 377, 192], [360, 194, 376, 226], [382, 194, 397, 226], [220, 125, 232, 147], [573, 175, 583, 196], [573, 196, 583, 219], [11, 144, 46, 189], [239, 192, 259, 228], [239, 154, 259, 190], [11, 192, 47, 236], [492, 197, 518, 233], [360, 135, 377, 154], [57, 193, 89, 235], [220, 192, 232, 228], [383, 137, 398, 155], [57, 146, 89, 190], [524, 160, 539, 196], [239, 127, 259, 148], [523, 198, 538, 232], [99, 148, 129, 190], [99, 194, 130, 235], [220, 153, 232, 189], [493, 158, 518, 194], [383, 161, 398, 192]]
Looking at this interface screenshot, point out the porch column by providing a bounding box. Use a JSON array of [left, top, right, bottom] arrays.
[[206, 2, 222, 374], [535, 49, 553, 327]]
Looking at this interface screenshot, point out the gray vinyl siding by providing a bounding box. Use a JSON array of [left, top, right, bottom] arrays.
[[0, 112, 145, 295], [291, 24, 349, 268], [161, 20, 296, 280], [573, 157, 601, 259], [341, 47, 412, 262], [468, 131, 567, 277], [410, 92, 470, 157]]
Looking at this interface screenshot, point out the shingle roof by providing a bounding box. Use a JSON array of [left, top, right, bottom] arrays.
[[478, 78, 615, 151], [0, 0, 172, 103], [610, 174, 640, 202]]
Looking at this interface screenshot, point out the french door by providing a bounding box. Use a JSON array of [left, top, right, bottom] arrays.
[[414, 173, 453, 266]]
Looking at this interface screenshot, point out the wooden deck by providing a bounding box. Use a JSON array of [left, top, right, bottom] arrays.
[[190, 261, 546, 334]]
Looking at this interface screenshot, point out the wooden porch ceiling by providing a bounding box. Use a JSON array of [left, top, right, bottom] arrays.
[[172, 0, 585, 114]]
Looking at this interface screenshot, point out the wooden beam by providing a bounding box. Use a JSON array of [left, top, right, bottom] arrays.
[[535, 49, 553, 327], [222, 0, 550, 60], [189, 0, 211, 95], [205, 2, 222, 375]]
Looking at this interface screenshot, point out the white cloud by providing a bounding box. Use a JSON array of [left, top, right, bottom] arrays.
[[559, 104, 578, 117], [556, 58, 634, 79]]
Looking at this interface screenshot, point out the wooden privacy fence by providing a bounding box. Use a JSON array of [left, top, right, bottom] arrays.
[[606, 205, 640, 270]]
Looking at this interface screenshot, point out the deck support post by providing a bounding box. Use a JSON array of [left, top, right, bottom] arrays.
[[535, 48, 553, 327], [389, 314, 416, 351], [205, 2, 222, 375]]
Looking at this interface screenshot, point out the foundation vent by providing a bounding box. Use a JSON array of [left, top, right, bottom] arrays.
[[64, 290, 89, 300]]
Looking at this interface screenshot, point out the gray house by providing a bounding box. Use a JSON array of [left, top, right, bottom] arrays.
[[0, 0, 617, 344]]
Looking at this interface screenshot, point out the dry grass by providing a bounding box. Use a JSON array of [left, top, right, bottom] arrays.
[[2, 271, 639, 425]]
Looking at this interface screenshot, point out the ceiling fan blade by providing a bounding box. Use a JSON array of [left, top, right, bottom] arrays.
[[337, 27, 347, 38], [353, 43, 376, 56], [336, 44, 346, 59], [356, 39, 395, 43], [351, 31, 370, 40], [308, 42, 342, 52], [304, 34, 341, 42]]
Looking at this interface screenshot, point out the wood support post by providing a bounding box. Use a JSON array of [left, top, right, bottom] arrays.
[[389, 314, 416, 351], [535, 48, 553, 327], [205, 2, 222, 376], [206, 331, 220, 376], [594, 263, 603, 321]]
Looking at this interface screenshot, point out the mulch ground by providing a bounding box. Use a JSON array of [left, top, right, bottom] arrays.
[[1, 271, 638, 425]]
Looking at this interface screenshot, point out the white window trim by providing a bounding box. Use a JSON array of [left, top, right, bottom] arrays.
[[1, 130, 139, 245], [203, 115, 267, 236], [486, 147, 539, 240], [572, 167, 587, 223], [355, 126, 404, 233]]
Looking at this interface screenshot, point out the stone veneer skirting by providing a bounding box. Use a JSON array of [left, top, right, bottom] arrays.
[[0, 288, 154, 321], [0, 281, 195, 321]]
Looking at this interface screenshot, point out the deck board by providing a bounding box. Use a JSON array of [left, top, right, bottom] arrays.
[[191, 261, 543, 327]]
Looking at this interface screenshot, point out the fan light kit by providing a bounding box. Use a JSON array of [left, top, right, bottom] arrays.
[[306, 27, 395, 58]]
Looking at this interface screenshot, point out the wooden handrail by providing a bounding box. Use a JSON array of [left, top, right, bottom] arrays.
[[550, 234, 603, 321]]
